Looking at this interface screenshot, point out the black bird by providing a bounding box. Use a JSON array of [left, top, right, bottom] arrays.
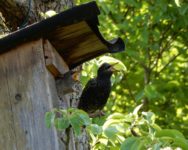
[[78, 63, 117, 114]]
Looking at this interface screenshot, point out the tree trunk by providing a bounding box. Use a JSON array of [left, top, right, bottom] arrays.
[[0, 0, 74, 31], [0, 1, 90, 149]]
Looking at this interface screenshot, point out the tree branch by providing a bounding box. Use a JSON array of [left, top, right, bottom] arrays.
[[156, 53, 181, 76], [150, 31, 179, 71]]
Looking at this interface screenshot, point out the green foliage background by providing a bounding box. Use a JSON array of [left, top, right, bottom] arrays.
[[45, 0, 188, 149], [77, 0, 188, 138]]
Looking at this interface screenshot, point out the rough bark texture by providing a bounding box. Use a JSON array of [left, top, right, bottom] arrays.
[[0, 0, 74, 31], [0, 0, 89, 150]]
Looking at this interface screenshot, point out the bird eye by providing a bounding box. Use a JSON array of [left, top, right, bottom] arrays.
[[105, 65, 111, 70]]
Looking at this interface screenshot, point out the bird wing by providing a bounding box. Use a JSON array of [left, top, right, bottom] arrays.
[[82, 78, 96, 93], [78, 78, 97, 111]]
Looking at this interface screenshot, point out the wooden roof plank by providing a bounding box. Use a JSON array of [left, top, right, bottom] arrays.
[[0, 1, 125, 69]]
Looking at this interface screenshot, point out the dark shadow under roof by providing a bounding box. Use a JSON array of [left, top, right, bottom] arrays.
[[0, 1, 125, 69]]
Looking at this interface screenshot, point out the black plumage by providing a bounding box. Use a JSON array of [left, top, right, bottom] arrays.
[[78, 63, 116, 113]]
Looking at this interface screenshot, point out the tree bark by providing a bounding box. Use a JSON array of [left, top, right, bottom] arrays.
[[0, 0, 90, 149], [0, 0, 74, 31]]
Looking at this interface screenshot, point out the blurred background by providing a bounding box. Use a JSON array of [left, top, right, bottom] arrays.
[[77, 0, 188, 138]]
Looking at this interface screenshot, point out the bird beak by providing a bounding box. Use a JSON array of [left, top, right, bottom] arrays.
[[109, 62, 119, 72]]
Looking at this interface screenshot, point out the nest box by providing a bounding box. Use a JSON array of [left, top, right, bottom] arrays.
[[0, 2, 124, 149]]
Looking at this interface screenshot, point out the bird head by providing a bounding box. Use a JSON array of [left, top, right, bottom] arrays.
[[97, 62, 118, 78]]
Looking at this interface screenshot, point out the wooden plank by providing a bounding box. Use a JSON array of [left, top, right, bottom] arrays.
[[48, 21, 107, 68], [43, 39, 69, 77], [0, 39, 63, 150], [0, 54, 17, 150]]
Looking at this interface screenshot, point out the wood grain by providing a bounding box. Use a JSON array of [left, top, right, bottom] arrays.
[[48, 21, 108, 67], [0, 39, 62, 150], [43, 39, 69, 77]]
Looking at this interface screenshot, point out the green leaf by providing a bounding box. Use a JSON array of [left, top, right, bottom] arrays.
[[121, 137, 145, 150], [125, 0, 139, 7], [151, 123, 162, 132], [98, 56, 127, 72], [142, 112, 155, 124], [45, 10, 57, 17], [45, 111, 55, 128], [156, 129, 188, 149], [69, 113, 82, 136], [156, 129, 185, 139], [104, 126, 118, 140], [152, 143, 162, 150], [175, 0, 181, 7], [135, 90, 145, 101], [87, 124, 102, 135], [173, 137, 188, 149], [54, 116, 70, 130], [109, 146, 120, 150], [76, 109, 91, 126], [92, 116, 106, 126], [144, 85, 160, 99], [101, 4, 110, 14], [124, 114, 134, 123], [179, 5, 188, 15], [133, 104, 143, 115], [107, 113, 125, 120], [103, 119, 121, 128], [121, 137, 135, 150]]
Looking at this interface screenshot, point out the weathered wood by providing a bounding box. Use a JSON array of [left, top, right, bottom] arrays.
[[0, 0, 92, 150], [47, 21, 108, 68], [0, 55, 17, 150], [0, 39, 64, 150], [44, 39, 69, 77], [0, 2, 124, 69]]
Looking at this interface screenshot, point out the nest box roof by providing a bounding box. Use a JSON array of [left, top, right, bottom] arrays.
[[0, 1, 125, 69]]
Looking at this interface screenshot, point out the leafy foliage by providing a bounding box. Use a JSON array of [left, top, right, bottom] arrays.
[[77, 0, 188, 139], [87, 105, 188, 150], [45, 105, 188, 149], [47, 0, 188, 149], [45, 108, 91, 136]]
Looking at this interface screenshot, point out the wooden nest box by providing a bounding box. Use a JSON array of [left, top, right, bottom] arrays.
[[0, 1, 124, 150]]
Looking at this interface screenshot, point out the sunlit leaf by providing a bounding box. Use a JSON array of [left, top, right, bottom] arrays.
[[151, 123, 162, 132], [98, 56, 127, 72], [45, 111, 55, 128], [107, 113, 125, 120], [104, 126, 119, 140], [103, 119, 123, 129], [142, 112, 155, 124], [175, 0, 181, 7], [87, 124, 102, 135], [45, 10, 57, 17], [124, 114, 134, 123], [133, 104, 143, 115], [76, 0, 188, 147]]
